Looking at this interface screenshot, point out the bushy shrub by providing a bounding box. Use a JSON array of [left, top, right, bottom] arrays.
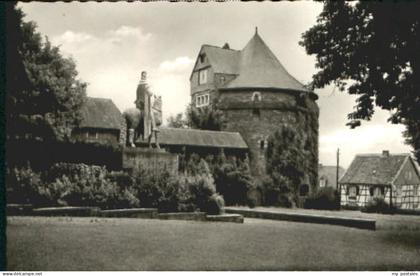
[[41, 163, 118, 208], [264, 126, 309, 207], [206, 194, 225, 215], [212, 156, 255, 206], [156, 176, 188, 213], [8, 163, 141, 209], [362, 196, 394, 214], [304, 187, 340, 210], [261, 174, 293, 207], [7, 161, 224, 214], [187, 174, 217, 211], [133, 169, 172, 209], [6, 165, 47, 205]]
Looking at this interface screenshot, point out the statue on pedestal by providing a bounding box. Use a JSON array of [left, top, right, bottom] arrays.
[[123, 71, 162, 149]]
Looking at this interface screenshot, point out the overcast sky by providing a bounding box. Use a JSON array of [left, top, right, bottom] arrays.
[[19, 1, 412, 168]]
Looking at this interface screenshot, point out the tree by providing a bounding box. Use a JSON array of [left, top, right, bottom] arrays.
[[265, 126, 307, 207], [300, 1, 420, 160], [166, 112, 188, 128], [6, 3, 87, 142], [186, 100, 225, 131]]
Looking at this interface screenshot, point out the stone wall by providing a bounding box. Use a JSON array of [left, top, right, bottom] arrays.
[[219, 90, 319, 188], [122, 148, 179, 176]]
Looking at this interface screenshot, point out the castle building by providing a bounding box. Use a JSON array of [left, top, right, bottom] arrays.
[[190, 29, 319, 188]]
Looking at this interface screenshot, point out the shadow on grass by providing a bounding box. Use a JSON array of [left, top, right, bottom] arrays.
[[381, 230, 420, 249]]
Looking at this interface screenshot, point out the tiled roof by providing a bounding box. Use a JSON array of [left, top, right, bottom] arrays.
[[222, 32, 309, 92], [319, 165, 346, 183], [197, 32, 309, 93], [339, 153, 412, 185], [79, 97, 123, 130], [202, 45, 240, 75], [137, 127, 248, 149]]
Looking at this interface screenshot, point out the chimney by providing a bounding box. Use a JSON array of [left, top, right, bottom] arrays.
[[222, 43, 230, 50], [382, 150, 390, 157]]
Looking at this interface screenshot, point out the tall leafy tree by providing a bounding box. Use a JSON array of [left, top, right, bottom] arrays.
[[6, 3, 87, 142], [300, 1, 420, 160], [265, 126, 307, 207]]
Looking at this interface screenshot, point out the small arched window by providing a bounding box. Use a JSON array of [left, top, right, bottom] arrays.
[[252, 91, 262, 102], [260, 140, 265, 150]]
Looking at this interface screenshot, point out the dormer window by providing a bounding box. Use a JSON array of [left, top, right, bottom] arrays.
[[196, 93, 210, 107], [252, 91, 262, 102], [198, 69, 208, 85], [199, 54, 206, 63]]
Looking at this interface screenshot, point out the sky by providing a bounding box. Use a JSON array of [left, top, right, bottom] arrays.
[[19, 1, 412, 168]]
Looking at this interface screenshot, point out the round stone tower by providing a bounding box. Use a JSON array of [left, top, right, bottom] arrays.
[[190, 30, 319, 188]]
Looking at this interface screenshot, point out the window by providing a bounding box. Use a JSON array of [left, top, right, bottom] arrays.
[[259, 140, 265, 150], [198, 69, 208, 84], [406, 171, 412, 180], [319, 178, 327, 188], [196, 93, 210, 107], [199, 54, 206, 63], [220, 76, 226, 83], [349, 185, 359, 199], [370, 186, 384, 197], [252, 91, 262, 102]]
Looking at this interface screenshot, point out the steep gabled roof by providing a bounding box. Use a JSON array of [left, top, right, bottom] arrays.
[[339, 153, 414, 185], [222, 32, 309, 92], [319, 165, 346, 180], [79, 97, 122, 130], [137, 127, 248, 149], [202, 45, 240, 75]]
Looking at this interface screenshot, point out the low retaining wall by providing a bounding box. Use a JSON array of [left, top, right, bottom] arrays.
[[9, 205, 245, 224], [225, 208, 376, 230], [99, 208, 157, 218], [157, 212, 206, 221], [7, 204, 33, 216], [32, 207, 100, 217], [206, 214, 244, 223]]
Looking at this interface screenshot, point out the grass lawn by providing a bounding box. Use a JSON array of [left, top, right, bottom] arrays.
[[6, 216, 420, 271]]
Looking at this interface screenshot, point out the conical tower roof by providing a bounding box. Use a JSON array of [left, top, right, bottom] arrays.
[[222, 30, 308, 93]]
